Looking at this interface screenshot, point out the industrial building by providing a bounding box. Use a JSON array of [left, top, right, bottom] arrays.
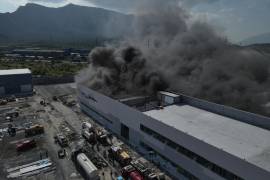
[[0, 69, 33, 97], [12, 49, 66, 59], [78, 84, 270, 180]]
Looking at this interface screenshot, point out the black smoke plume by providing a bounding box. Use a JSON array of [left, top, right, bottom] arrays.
[[77, 0, 270, 116], [77, 46, 168, 97]]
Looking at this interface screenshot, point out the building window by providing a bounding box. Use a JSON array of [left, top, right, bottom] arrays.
[[177, 165, 198, 180], [140, 124, 244, 180], [121, 123, 129, 140], [140, 141, 198, 180]]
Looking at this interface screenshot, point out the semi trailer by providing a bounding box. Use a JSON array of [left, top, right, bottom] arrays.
[[72, 152, 100, 180]]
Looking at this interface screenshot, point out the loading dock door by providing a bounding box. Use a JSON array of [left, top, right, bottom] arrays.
[[0, 86, 5, 95], [121, 123, 129, 140]]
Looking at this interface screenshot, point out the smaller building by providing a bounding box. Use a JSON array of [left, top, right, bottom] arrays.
[[0, 69, 33, 97], [12, 49, 66, 59]]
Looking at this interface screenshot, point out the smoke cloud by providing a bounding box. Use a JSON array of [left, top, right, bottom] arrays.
[[82, 0, 219, 12], [77, 0, 270, 115]]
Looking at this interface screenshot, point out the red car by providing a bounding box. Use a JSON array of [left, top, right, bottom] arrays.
[[130, 171, 144, 180], [16, 139, 36, 151]]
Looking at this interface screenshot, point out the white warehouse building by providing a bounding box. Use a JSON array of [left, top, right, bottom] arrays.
[[78, 84, 270, 180]]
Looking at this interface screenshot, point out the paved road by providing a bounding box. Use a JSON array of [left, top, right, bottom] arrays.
[[36, 87, 119, 180], [35, 83, 172, 180]]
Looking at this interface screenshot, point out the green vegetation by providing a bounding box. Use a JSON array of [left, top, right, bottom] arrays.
[[0, 60, 87, 77]]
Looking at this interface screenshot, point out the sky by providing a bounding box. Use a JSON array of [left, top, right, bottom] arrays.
[[0, 0, 269, 42]]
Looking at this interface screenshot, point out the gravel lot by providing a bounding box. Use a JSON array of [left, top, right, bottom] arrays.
[[0, 83, 172, 180]]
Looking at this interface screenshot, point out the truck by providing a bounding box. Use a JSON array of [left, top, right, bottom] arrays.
[[121, 165, 135, 178], [16, 139, 36, 152], [81, 122, 96, 144], [81, 122, 109, 145], [121, 165, 144, 180], [55, 133, 68, 147], [82, 122, 93, 131], [70, 142, 100, 180], [25, 125, 44, 137], [95, 128, 108, 145], [82, 130, 96, 144], [131, 160, 158, 180], [130, 171, 144, 180], [108, 145, 132, 166], [131, 160, 148, 175], [75, 153, 100, 180]]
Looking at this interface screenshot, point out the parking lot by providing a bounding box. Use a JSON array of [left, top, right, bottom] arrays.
[[0, 83, 172, 180]]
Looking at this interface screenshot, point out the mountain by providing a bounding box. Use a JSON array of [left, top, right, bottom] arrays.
[[245, 43, 270, 56], [0, 3, 133, 44], [241, 32, 270, 45]]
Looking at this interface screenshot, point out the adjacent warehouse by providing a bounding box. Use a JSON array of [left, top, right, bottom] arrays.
[[12, 49, 66, 59], [78, 84, 270, 180], [0, 69, 33, 97]]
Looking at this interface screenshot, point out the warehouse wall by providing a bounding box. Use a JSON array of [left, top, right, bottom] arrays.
[[32, 75, 74, 85], [0, 73, 33, 97]]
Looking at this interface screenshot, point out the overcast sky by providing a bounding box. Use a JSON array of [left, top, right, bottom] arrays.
[[0, 0, 269, 42]]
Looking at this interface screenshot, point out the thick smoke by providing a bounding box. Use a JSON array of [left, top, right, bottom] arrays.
[[77, 0, 270, 115], [77, 45, 168, 97]]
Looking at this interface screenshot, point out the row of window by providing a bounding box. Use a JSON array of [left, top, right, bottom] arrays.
[[140, 124, 244, 180], [140, 141, 198, 180]]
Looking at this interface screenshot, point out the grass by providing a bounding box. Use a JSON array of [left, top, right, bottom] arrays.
[[0, 59, 87, 77]]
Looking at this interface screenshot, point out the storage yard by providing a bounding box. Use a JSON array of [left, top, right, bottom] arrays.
[[0, 83, 171, 180]]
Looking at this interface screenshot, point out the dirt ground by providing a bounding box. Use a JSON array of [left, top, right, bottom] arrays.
[[0, 83, 172, 180]]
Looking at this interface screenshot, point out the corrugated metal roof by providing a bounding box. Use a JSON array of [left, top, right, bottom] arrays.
[[144, 104, 270, 172], [0, 69, 31, 76]]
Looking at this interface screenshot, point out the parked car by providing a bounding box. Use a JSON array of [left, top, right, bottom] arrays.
[[5, 116, 12, 122], [6, 111, 19, 118], [0, 99, 7, 105], [52, 96, 58, 101], [58, 149, 66, 159], [6, 95, 16, 102]]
